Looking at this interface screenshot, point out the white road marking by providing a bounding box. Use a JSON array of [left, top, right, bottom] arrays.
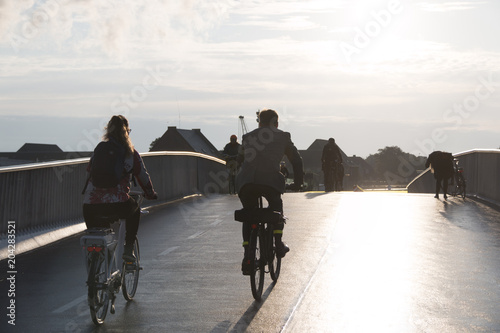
[[159, 246, 180, 256], [53, 295, 87, 314], [187, 231, 205, 239]]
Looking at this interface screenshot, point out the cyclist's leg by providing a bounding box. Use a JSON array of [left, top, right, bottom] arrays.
[[238, 184, 260, 273], [117, 198, 140, 261], [434, 176, 441, 198], [260, 187, 289, 258], [121, 198, 140, 245]]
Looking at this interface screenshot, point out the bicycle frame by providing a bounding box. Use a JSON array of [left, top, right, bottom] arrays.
[[234, 197, 282, 300]]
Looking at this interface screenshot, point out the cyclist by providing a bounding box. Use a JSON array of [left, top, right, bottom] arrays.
[[223, 134, 241, 158], [83, 115, 158, 262], [236, 109, 303, 275], [222, 134, 241, 194], [280, 161, 290, 179]]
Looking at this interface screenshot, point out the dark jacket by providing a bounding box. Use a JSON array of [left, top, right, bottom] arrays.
[[236, 127, 303, 194], [223, 142, 240, 157], [322, 142, 342, 169], [425, 151, 454, 179]]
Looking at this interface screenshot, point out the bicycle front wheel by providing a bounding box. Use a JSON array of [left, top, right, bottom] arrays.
[[249, 227, 265, 301], [268, 227, 281, 282], [88, 253, 109, 325], [122, 237, 140, 301]]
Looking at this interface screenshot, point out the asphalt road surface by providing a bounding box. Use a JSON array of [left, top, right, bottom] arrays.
[[1, 192, 500, 332]]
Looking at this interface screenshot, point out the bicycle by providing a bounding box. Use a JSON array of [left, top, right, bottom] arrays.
[[450, 159, 466, 199], [234, 197, 284, 301], [80, 191, 144, 325], [224, 155, 239, 194]]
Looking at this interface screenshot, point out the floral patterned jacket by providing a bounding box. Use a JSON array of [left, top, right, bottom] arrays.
[[83, 149, 155, 204]]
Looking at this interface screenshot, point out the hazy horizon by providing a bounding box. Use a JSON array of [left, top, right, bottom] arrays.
[[1, 1, 499, 159]]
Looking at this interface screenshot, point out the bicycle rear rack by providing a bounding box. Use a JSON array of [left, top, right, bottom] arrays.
[[234, 208, 284, 224]]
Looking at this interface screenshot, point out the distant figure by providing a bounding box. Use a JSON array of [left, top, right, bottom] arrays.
[[280, 161, 289, 179], [223, 134, 240, 158], [322, 138, 343, 192], [425, 151, 454, 199], [223, 134, 241, 194]]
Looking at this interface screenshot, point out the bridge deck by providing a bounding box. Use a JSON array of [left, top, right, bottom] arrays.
[[1, 192, 499, 332]]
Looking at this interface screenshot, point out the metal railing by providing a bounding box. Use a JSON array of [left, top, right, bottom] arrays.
[[0, 151, 227, 235]]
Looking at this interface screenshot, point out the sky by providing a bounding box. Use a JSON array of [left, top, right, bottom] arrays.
[[0, 0, 499, 158]]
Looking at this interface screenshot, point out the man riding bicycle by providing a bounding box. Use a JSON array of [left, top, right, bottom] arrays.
[[222, 134, 241, 194], [236, 109, 303, 275], [82, 115, 158, 262]]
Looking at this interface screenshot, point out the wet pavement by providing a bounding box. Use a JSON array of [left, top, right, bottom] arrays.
[[1, 192, 499, 332]]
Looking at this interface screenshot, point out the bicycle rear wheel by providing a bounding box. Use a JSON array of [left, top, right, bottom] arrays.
[[268, 227, 281, 282], [249, 227, 265, 301], [458, 174, 466, 199], [88, 253, 109, 325], [122, 237, 140, 301]]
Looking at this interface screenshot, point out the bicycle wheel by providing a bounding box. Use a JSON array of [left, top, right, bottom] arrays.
[[458, 174, 466, 199], [249, 227, 265, 301], [268, 226, 281, 282], [122, 237, 140, 301], [88, 253, 109, 325]]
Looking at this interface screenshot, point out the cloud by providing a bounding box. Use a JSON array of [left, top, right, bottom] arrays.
[[0, 0, 235, 57], [416, 1, 487, 12], [0, 0, 34, 38]]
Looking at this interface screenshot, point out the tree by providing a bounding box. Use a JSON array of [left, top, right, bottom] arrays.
[[149, 137, 161, 151], [366, 146, 426, 185]]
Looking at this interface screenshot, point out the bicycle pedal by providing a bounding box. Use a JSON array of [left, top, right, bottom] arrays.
[[110, 295, 116, 314]]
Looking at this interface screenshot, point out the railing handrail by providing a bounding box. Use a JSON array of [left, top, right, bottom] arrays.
[[453, 148, 500, 157], [0, 150, 225, 174]]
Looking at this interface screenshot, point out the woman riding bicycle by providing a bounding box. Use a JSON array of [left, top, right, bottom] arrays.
[[82, 115, 157, 262]]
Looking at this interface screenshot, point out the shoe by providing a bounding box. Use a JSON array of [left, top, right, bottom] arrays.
[[434, 194, 439, 199], [444, 194, 448, 200], [241, 258, 251, 276], [122, 244, 136, 262], [276, 242, 290, 258]]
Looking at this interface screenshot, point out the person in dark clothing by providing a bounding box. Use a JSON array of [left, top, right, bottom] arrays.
[[425, 151, 454, 199], [223, 135, 241, 194], [236, 109, 303, 275], [280, 161, 290, 179], [223, 134, 241, 157], [322, 138, 343, 192]]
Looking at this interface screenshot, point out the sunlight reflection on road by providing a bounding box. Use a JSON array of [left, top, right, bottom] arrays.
[[285, 192, 500, 332], [331, 193, 417, 330], [286, 193, 423, 332]]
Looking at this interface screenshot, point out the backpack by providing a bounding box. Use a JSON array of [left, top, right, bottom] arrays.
[[89, 140, 127, 188]]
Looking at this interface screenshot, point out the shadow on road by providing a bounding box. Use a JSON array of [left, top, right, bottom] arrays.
[[227, 282, 277, 332]]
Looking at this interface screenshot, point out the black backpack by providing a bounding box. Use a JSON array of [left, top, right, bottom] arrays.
[[87, 140, 127, 189]]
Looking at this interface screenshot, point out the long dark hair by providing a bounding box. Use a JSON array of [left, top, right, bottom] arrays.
[[104, 115, 134, 156]]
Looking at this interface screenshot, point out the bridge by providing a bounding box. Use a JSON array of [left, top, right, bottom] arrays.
[[1, 150, 500, 332]]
